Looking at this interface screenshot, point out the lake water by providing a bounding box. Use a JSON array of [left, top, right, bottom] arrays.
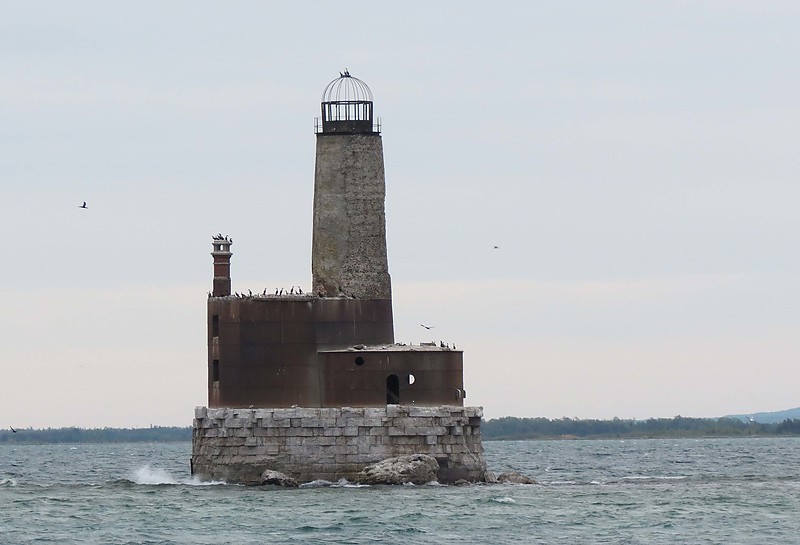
[[2, 437, 799, 544]]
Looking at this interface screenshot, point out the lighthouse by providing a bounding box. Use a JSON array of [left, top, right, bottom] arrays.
[[312, 70, 392, 302], [191, 72, 486, 485]]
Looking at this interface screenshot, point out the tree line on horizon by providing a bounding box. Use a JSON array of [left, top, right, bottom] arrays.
[[2, 417, 800, 444], [481, 416, 800, 439], [0, 425, 191, 444]]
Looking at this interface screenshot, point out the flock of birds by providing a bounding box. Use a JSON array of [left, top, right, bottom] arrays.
[[207, 286, 306, 298], [418, 324, 456, 350]]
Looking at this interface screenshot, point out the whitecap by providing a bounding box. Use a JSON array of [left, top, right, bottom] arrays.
[[131, 465, 178, 485], [300, 479, 336, 488], [492, 497, 516, 504], [0, 478, 18, 487], [331, 478, 369, 488], [185, 475, 227, 486], [129, 465, 225, 486]]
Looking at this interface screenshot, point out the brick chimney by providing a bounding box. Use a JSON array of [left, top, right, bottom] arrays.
[[211, 236, 233, 297]]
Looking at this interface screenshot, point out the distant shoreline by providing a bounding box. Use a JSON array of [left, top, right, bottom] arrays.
[[2, 416, 800, 444], [482, 415, 800, 441]]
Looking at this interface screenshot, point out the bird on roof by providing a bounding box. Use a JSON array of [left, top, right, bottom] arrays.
[[79, 202, 87, 209]]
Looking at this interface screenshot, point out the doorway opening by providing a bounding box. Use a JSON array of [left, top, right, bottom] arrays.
[[386, 374, 400, 404]]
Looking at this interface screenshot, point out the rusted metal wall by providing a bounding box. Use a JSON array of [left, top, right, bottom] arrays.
[[318, 350, 465, 407], [207, 296, 395, 408]]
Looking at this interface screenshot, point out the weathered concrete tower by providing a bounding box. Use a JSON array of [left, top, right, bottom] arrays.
[[312, 70, 391, 301]]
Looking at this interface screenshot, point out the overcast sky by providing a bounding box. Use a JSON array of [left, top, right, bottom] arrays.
[[2, 2, 799, 428]]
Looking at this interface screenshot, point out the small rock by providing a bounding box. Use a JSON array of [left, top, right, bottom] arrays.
[[260, 469, 298, 487], [355, 454, 439, 485], [483, 471, 498, 484], [497, 471, 537, 484]]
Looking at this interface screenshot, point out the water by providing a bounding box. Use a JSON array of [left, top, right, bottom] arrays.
[[2, 438, 799, 544]]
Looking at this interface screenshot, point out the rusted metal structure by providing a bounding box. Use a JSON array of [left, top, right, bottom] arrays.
[[206, 72, 466, 409]]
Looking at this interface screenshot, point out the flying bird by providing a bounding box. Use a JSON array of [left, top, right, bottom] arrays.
[[79, 202, 88, 209], [10, 426, 17, 433], [493, 245, 499, 249], [420, 324, 434, 330]]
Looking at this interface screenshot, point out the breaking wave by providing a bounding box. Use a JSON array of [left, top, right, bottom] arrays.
[[127, 465, 225, 486]]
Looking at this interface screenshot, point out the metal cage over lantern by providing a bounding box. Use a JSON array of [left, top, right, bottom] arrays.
[[316, 70, 380, 134]]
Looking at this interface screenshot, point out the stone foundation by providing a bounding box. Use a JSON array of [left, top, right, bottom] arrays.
[[191, 405, 486, 484]]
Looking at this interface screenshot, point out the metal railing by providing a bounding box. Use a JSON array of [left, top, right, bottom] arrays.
[[314, 117, 381, 134]]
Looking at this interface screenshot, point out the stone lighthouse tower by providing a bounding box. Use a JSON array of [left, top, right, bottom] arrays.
[[312, 70, 392, 302]]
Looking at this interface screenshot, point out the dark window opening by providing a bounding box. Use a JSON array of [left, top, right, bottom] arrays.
[[212, 360, 220, 382], [211, 315, 219, 337], [386, 374, 400, 405], [355, 356, 365, 366]]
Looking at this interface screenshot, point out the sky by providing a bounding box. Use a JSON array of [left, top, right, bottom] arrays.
[[2, 1, 799, 428]]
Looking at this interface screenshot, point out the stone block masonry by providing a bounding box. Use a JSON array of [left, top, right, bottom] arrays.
[[191, 405, 486, 484]]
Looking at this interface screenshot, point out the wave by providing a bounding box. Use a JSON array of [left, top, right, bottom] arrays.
[[620, 475, 688, 482], [0, 478, 17, 487], [124, 465, 226, 486], [300, 478, 371, 488]]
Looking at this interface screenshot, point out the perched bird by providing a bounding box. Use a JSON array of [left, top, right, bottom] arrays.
[[79, 202, 88, 209], [290, 287, 294, 295], [420, 324, 434, 330], [297, 287, 303, 294], [262, 288, 267, 296], [248, 289, 252, 296]]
